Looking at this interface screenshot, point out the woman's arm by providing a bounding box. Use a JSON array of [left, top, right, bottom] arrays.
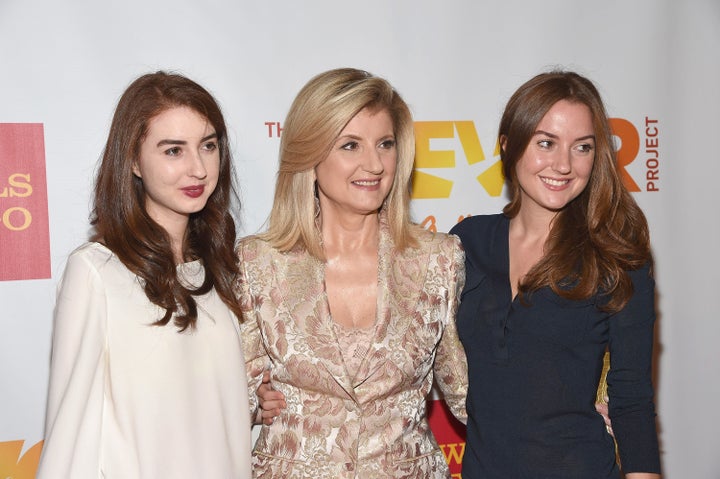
[[37, 248, 107, 478], [236, 242, 272, 422], [607, 263, 662, 475], [434, 236, 468, 423]]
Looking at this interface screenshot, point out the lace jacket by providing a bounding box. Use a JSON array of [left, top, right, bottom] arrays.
[[236, 218, 467, 478]]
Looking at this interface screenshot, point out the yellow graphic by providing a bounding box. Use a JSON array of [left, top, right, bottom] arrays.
[[0, 440, 43, 479], [0, 173, 33, 197], [440, 442, 466, 466], [476, 150, 504, 197], [412, 121, 504, 199], [1, 207, 32, 231], [1, 173, 34, 231]]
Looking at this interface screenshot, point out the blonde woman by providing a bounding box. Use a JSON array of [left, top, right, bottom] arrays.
[[237, 68, 467, 478]]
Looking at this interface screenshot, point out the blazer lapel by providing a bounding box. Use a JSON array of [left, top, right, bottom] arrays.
[[275, 247, 358, 400], [355, 216, 430, 389]]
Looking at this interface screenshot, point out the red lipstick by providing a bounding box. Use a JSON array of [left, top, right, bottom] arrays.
[[181, 185, 205, 198]]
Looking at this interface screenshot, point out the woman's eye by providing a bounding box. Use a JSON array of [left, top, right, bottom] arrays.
[[537, 139, 553, 149], [341, 141, 359, 151], [576, 143, 594, 154], [379, 139, 396, 149], [202, 141, 218, 152], [165, 146, 182, 156]]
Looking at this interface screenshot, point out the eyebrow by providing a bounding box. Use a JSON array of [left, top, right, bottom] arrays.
[[156, 132, 218, 147], [335, 133, 361, 141], [534, 130, 595, 141], [335, 132, 395, 142]]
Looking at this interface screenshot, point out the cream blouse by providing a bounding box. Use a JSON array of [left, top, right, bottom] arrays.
[[37, 242, 251, 478]]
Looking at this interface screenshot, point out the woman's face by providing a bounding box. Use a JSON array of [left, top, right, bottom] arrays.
[[514, 99, 595, 217], [132, 106, 220, 231], [315, 107, 397, 217]]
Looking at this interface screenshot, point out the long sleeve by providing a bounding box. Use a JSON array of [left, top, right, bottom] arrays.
[[607, 263, 661, 473], [37, 248, 108, 479], [433, 235, 468, 423], [236, 240, 269, 422]]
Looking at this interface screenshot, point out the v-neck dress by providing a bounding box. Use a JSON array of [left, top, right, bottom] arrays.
[[450, 214, 660, 478]]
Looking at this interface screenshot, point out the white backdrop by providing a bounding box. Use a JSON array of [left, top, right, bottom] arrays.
[[1, 1, 719, 477]]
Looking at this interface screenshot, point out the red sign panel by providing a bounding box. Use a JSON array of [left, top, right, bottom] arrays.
[[0, 124, 51, 281], [428, 398, 466, 477]]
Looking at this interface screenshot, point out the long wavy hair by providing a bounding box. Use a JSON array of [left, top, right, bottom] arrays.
[[90, 71, 242, 330], [500, 70, 651, 312], [262, 67, 419, 259]]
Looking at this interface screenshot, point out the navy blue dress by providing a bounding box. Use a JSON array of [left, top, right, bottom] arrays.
[[450, 214, 660, 478]]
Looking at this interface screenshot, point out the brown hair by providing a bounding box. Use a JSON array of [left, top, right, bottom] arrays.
[[499, 70, 651, 312], [262, 67, 419, 259], [91, 71, 241, 330]]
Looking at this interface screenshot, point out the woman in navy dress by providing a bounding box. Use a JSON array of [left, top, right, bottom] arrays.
[[450, 70, 661, 478]]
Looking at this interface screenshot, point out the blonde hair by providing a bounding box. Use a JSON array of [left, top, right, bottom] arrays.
[[262, 67, 418, 259]]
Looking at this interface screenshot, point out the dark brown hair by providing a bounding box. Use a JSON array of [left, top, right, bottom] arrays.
[[499, 70, 651, 312], [91, 71, 241, 330]]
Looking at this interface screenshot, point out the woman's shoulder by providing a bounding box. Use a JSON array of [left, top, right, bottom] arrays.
[[626, 260, 655, 291], [448, 213, 506, 238], [60, 242, 134, 290], [410, 228, 464, 264], [447, 214, 509, 263], [66, 241, 118, 269], [414, 226, 458, 246], [236, 234, 285, 263]]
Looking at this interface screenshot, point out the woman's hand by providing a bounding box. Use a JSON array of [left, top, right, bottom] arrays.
[[595, 395, 614, 437], [595, 398, 660, 477], [256, 369, 287, 425]]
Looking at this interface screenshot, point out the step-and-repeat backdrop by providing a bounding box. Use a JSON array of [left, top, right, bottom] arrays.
[[1, 1, 719, 477]]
